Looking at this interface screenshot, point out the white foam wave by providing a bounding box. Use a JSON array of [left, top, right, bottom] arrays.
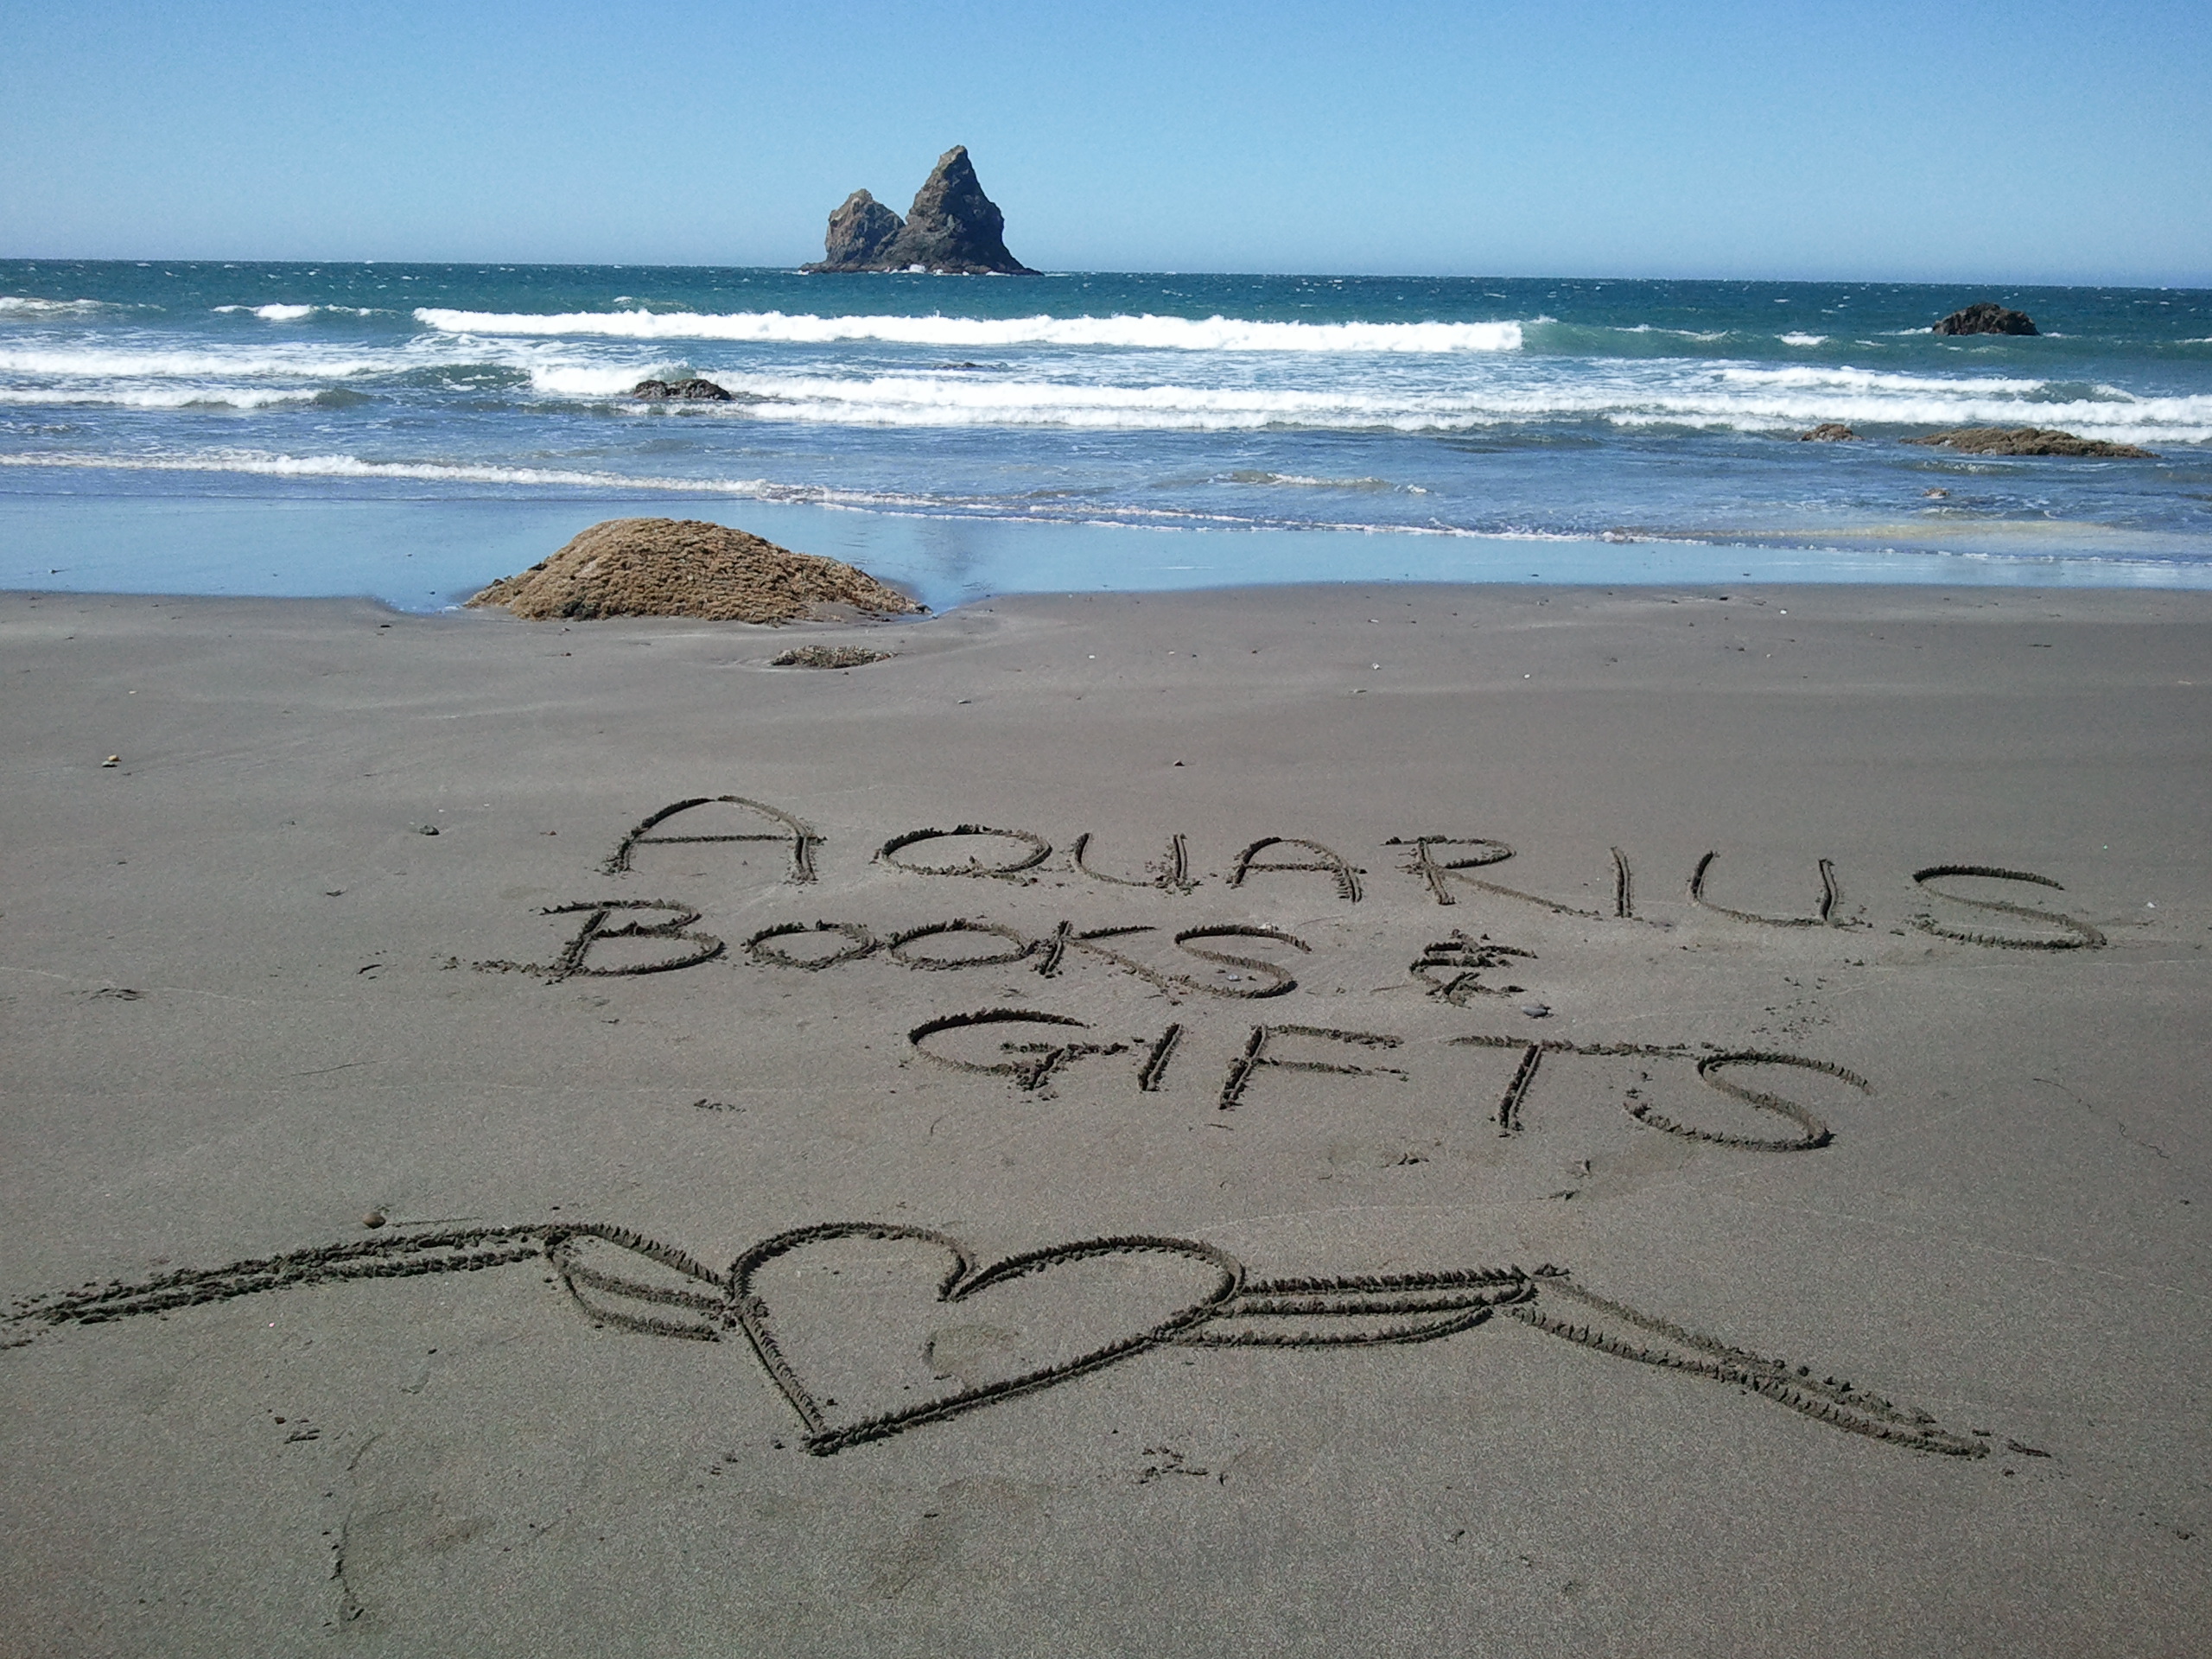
[[1778, 333, 1828, 346], [0, 345, 388, 378], [416, 307, 1526, 354], [564, 366, 2212, 442], [0, 385, 323, 410], [0, 449, 775, 494], [1217, 471, 1398, 490], [1614, 324, 1732, 341], [0, 296, 121, 317], [679, 372, 1498, 432], [211, 302, 383, 320], [529, 363, 684, 397], [1717, 364, 2050, 396]]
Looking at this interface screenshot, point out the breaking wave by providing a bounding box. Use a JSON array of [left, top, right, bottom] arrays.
[[0, 345, 390, 379], [211, 303, 386, 320], [0, 449, 778, 493], [0, 385, 326, 410], [513, 366, 2212, 442], [0, 296, 132, 317], [416, 307, 1527, 354]]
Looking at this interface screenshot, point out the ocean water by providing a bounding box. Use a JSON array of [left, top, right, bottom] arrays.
[[3, 261, 2209, 610]]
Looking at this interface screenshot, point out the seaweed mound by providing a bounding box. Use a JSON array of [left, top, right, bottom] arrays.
[[1903, 427, 2155, 459], [771, 644, 892, 668], [467, 518, 925, 624]]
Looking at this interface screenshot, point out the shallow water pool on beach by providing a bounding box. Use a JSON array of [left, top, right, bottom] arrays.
[[4, 263, 2208, 607]]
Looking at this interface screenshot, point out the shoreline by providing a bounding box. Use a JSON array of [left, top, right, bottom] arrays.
[[3, 580, 2206, 1654], [8, 490, 2212, 617]]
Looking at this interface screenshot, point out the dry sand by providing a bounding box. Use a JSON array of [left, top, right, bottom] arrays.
[[1, 582, 2207, 1656]]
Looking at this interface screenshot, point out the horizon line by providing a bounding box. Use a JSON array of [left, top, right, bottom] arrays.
[[4, 256, 2209, 293]]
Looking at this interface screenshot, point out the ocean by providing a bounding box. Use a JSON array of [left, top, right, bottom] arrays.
[[3, 261, 2209, 610]]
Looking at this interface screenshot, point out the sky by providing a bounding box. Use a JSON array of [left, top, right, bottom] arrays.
[[3, 0, 2207, 283]]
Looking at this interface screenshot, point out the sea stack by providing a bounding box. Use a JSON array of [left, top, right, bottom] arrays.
[[804, 146, 1036, 275], [1933, 302, 2038, 336], [818, 190, 904, 270]]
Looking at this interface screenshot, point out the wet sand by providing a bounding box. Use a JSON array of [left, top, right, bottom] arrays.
[[2, 582, 2207, 1656]]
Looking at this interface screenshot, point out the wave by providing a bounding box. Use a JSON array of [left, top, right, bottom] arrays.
[[510, 366, 2212, 442], [1612, 323, 1733, 342], [0, 449, 776, 494], [529, 363, 685, 397], [0, 345, 390, 378], [1714, 364, 2051, 395], [1218, 470, 1400, 490], [0, 296, 124, 317], [0, 385, 326, 410], [211, 303, 386, 320], [1778, 333, 1828, 346], [416, 307, 1527, 354]]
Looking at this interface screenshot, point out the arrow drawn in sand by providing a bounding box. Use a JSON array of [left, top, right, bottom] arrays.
[[9, 1221, 1986, 1460]]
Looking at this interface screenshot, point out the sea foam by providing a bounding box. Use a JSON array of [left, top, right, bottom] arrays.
[[513, 365, 2212, 443], [0, 386, 324, 410], [417, 308, 1525, 353], [0, 296, 123, 316], [0, 345, 389, 379], [0, 449, 778, 493]]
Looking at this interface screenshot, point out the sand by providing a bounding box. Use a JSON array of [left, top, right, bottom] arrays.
[[466, 517, 925, 623], [2, 582, 2207, 1656]]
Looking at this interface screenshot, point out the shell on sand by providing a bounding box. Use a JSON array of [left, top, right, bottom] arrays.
[[467, 518, 925, 624]]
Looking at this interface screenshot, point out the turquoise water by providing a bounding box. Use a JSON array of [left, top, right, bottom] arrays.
[[4, 262, 2209, 608]]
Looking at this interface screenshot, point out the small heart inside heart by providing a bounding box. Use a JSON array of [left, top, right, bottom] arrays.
[[736, 1228, 1236, 1451]]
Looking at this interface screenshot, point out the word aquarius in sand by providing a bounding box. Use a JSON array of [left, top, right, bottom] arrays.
[[479, 798, 2105, 990], [10, 1220, 1988, 1461]]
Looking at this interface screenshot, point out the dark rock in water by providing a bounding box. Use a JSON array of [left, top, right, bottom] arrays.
[[1933, 302, 2038, 336], [631, 378, 733, 401], [1796, 423, 1859, 442], [805, 145, 1035, 275], [885, 146, 1035, 274], [818, 189, 905, 270], [1903, 426, 2155, 458]]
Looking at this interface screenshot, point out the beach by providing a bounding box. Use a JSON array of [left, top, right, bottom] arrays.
[[3, 581, 2207, 1656]]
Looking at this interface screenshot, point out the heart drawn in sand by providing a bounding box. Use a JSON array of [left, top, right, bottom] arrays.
[[728, 1223, 1243, 1455]]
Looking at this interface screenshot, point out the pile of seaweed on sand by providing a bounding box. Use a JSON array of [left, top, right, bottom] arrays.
[[467, 518, 925, 623]]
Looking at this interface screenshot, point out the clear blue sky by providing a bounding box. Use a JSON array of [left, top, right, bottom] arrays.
[[3, 0, 2206, 283]]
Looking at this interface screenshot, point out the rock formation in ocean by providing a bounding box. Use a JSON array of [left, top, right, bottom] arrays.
[[1903, 426, 2154, 458], [1796, 423, 1859, 441], [804, 146, 1036, 275], [467, 518, 926, 623], [1932, 302, 2038, 336], [817, 190, 905, 270], [630, 378, 734, 401]]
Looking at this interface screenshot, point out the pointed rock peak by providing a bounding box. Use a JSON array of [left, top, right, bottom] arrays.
[[921, 145, 976, 193], [804, 146, 1035, 275]]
